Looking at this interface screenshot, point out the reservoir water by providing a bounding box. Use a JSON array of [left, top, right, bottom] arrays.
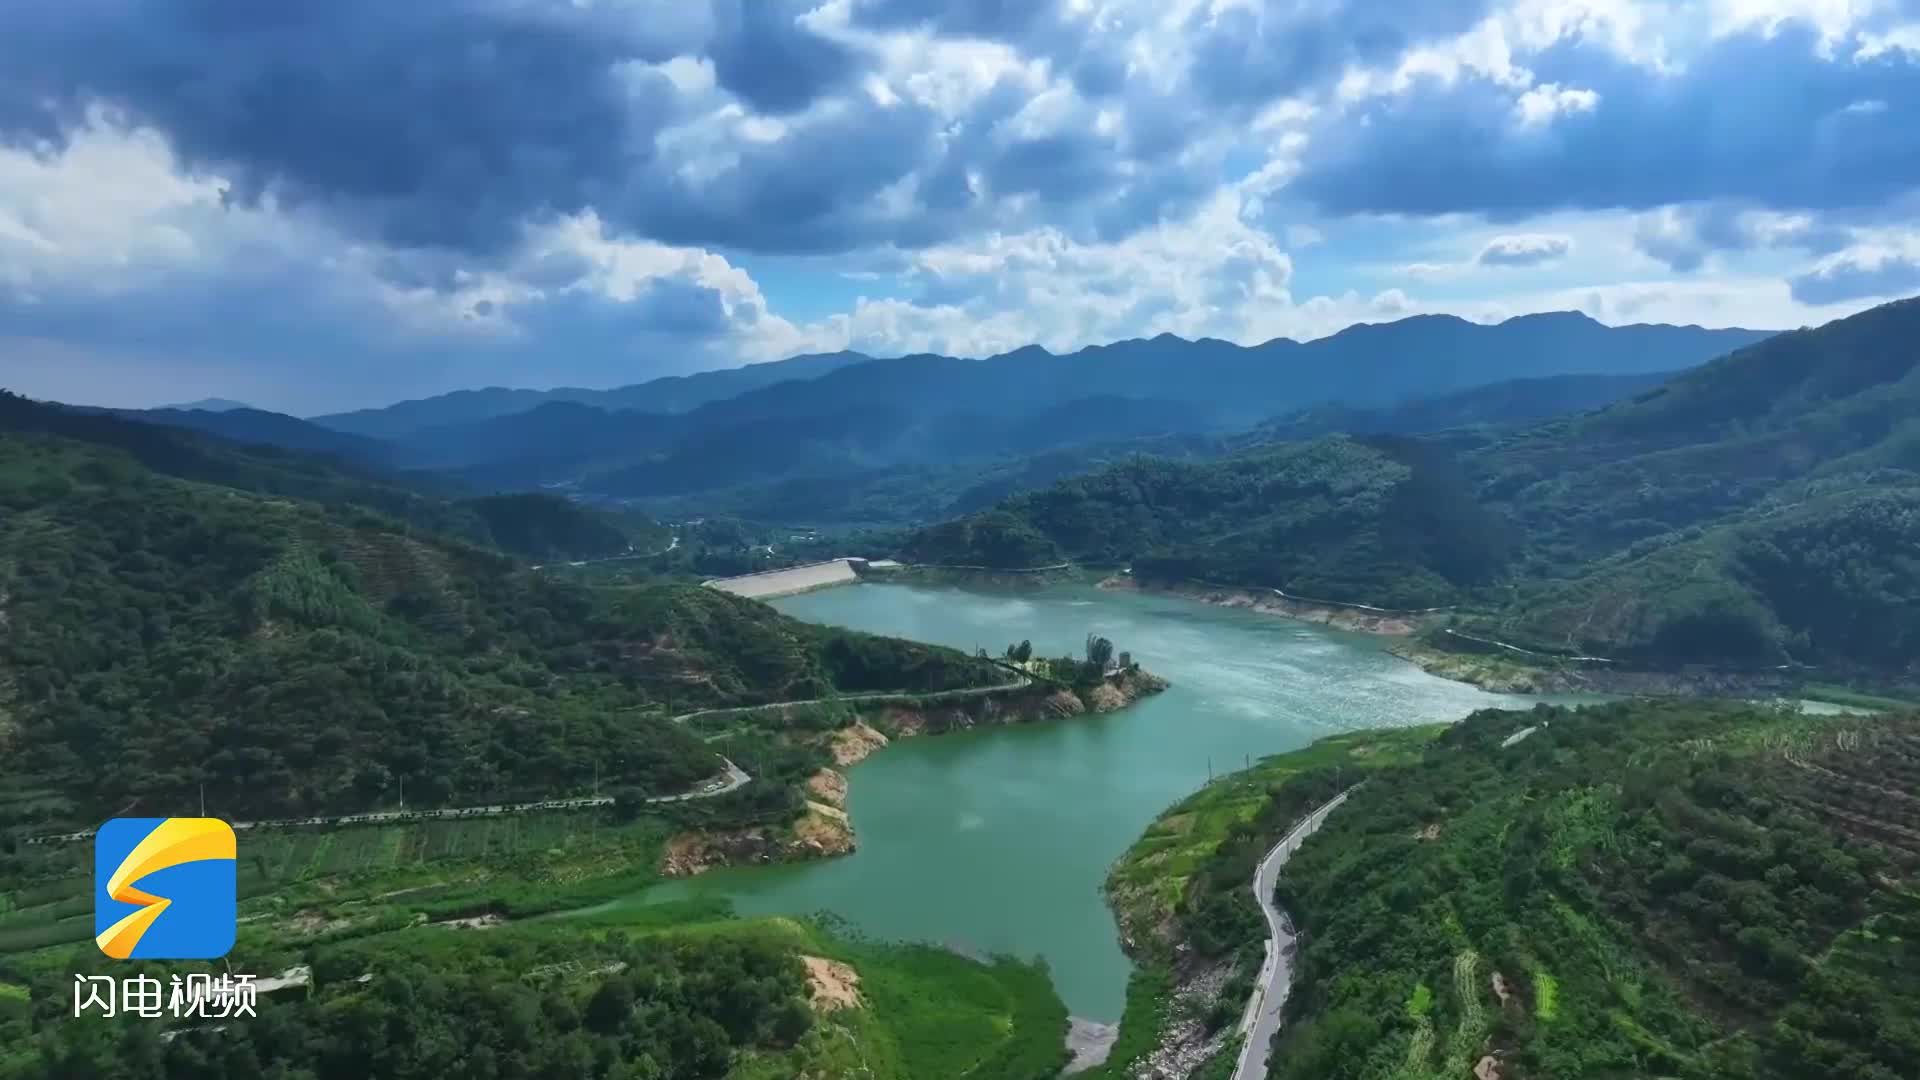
[[644, 582, 1592, 1020]]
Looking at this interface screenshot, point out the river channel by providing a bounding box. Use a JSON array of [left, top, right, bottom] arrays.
[[643, 582, 1595, 1021]]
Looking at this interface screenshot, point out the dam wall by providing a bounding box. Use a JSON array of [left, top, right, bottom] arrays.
[[705, 559, 861, 599]]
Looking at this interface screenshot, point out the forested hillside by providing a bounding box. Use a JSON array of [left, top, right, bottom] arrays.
[[1266, 701, 1920, 1080], [1480, 487, 1920, 670], [1241, 371, 1673, 445], [907, 436, 1511, 607], [0, 405, 1004, 832], [90, 405, 396, 468], [458, 492, 668, 562], [912, 298, 1920, 674]]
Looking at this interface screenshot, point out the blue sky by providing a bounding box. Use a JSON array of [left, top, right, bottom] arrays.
[[3, 0, 1919, 414]]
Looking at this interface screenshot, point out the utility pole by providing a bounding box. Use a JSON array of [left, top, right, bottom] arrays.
[[1207, 757, 1213, 783], [199, 784, 206, 818]]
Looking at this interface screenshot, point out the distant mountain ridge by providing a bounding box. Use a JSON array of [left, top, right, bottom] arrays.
[[907, 296, 1920, 674], [307, 312, 1772, 441], [310, 351, 870, 438], [83, 404, 397, 467], [1240, 370, 1678, 445], [319, 312, 1769, 500]]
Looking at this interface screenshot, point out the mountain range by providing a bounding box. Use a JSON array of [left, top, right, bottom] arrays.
[[309, 311, 1766, 444], [71, 311, 1770, 525], [909, 297, 1920, 675], [310, 351, 871, 439]]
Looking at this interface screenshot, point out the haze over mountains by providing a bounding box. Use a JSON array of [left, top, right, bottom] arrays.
[[309, 312, 1768, 438], [54, 311, 1771, 527]]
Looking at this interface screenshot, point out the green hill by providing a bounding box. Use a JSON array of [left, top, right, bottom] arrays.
[[911, 297, 1920, 674], [0, 396, 1064, 1080], [1479, 297, 1920, 566], [1100, 701, 1920, 1080], [1274, 702, 1920, 1080], [459, 491, 668, 562], [0, 402, 1004, 832], [1478, 486, 1920, 671], [905, 435, 1512, 607]]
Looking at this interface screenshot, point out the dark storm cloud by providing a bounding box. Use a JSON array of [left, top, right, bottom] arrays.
[[0, 1, 689, 253], [1294, 24, 1920, 220], [1184, 0, 1495, 105], [0, 0, 865, 254], [1790, 252, 1920, 305], [622, 95, 946, 253], [707, 0, 865, 114], [845, 0, 1057, 39]]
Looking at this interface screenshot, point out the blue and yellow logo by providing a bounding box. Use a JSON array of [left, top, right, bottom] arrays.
[[93, 818, 236, 960]]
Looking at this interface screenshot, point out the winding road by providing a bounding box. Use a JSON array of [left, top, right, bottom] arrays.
[[26, 665, 1035, 846], [1232, 786, 1358, 1080], [530, 533, 678, 572]]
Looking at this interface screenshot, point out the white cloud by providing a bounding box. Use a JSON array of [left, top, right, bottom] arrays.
[[1789, 234, 1920, 303], [1478, 232, 1575, 265], [1513, 82, 1601, 125], [6, 0, 1920, 411]]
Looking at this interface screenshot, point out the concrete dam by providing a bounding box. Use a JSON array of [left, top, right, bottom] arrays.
[[703, 558, 901, 600]]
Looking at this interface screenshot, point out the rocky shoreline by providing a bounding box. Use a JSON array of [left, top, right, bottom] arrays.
[[1102, 575, 1836, 700], [660, 670, 1167, 877], [1098, 576, 1431, 635], [1384, 640, 1805, 697]]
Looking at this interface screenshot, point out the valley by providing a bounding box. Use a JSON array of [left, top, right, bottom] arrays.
[[3, 297, 1917, 1080], [9, 7, 1920, 1079]]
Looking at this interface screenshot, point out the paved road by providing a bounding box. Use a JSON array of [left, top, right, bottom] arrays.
[[531, 534, 677, 572], [1232, 786, 1358, 1080], [28, 657, 1030, 846], [664, 670, 1032, 729], [23, 756, 745, 846]]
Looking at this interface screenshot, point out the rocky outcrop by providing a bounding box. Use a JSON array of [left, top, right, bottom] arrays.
[[806, 767, 848, 806], [659, 802, 855, 877], [830, 720, 890, 765], [1124, 959, 1243, 1080], [801, 955, 863, 1012], [794, 802, 855, 857]]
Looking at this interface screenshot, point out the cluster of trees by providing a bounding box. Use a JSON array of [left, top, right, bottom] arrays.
[[17, 931, 813, 1079], [1001, 634, 1128, 687], [906, 436, 1512, 608], [1261, 701, 1919, 1080]]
